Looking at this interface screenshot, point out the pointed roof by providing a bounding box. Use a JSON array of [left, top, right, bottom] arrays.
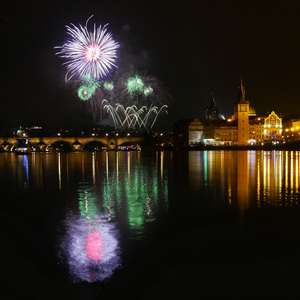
[[237, 78, 249, 104], [208, 92, 218, 109], [240, 78, 246, 102]]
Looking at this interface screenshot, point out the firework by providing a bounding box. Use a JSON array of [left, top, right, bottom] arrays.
[[143, 86, 153, 96], [56, 16, 119, 81], [77, 75, 100, 101], [102, 100, 168, 130], [104, 81, 114, 91], [126, 76, 144, 94], [77, 85, 95, 101]]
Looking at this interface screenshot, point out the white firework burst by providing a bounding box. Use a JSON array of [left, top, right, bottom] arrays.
[[56, 16, 119, 81]]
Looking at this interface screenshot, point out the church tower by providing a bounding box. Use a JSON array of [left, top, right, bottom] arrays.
[[206, 92, 224, 119], [206, 92, 220, 119], [234, 79, 250, 145]]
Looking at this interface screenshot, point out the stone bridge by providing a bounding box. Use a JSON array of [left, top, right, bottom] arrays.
[[0, 136, 146, 151]]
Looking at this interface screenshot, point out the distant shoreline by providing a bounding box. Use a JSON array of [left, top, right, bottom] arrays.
[[185, 145, 300, 151]]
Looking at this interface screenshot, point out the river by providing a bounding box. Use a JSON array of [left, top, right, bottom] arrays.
[[1, 150, 300, 298]]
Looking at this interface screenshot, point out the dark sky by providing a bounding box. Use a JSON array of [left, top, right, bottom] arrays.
[[1, 0, 299, 129]]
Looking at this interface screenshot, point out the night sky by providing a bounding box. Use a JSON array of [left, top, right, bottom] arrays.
[[1, 0, 299, 129]]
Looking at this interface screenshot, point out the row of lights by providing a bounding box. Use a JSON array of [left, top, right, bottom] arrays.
[[57, 132, 132, 137], [285, 127, 299, 132], [56, 132, 165, 137]]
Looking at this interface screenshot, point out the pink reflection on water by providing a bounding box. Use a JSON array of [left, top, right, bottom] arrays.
[[86, 231, 103, 260], [60, 214, 120, 282]]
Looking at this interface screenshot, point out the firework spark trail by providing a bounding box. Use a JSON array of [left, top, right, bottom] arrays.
[[103, 100, 123, 126], [55, 17, 119, 81], [149, 105, 168, 129], [122, 107, 143, 128], [102, 100, 168, 130]]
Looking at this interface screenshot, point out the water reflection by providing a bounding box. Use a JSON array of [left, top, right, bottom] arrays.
[[16, 154, 30, 189], [188, 150, 300, 211], [54, 151, 169, 281], [2, 151, 300, 213], [101, 152, 169, 236], [59, 180, 121, 282], [1, 153, 168, 226], [237, 151, 249, 212], [61, 215, 120, 282]]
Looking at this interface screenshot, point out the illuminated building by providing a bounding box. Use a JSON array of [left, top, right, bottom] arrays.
[[16, 126, 27, 137], [189, 118, 204, 145], [202, 119, 237, 146], [263, 111, 283, 144], [231, 79, 261, 145], [282, 116, 300, 143], [231, 79, 250, 145], [249, 118, 265, 145], [174, 79, 283, 147]]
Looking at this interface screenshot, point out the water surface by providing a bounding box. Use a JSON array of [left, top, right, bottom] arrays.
[[2, 150, 300, 298]]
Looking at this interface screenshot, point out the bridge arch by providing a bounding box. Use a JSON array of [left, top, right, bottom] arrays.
[[1, 141, 13, 152], [0, 136, 150, 151], [161, 140, 173, 147], [46, 140, 73, 152], [117, 141, 141, 151], [82, 141, 107, 152]]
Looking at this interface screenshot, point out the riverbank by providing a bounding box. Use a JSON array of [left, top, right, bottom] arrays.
[[183, 143, 300, 151]]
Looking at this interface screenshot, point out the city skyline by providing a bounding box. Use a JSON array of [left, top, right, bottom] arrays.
[[0, 0, 299, 128]]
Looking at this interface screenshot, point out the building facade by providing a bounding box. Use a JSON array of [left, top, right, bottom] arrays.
[[263, 111, 283, 144], [174, 80, 283, 147], [189, 118, 203, 145]]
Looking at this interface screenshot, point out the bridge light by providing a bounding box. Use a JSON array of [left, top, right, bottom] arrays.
[[116, 133, 119, 136], [127, 133, 130, 136], [57, 133, 61, 136], [106, 133, 108, 137], [92, 133, 95, 136]]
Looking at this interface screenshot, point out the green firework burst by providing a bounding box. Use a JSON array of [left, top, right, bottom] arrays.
[[143, 86, 153, 96], [126, 76, 144, 94], [77, 85, 95, 101], [104, 81, 114, 91]]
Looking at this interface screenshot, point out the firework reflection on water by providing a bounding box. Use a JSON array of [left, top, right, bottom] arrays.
[[60, 213, 120, 283]]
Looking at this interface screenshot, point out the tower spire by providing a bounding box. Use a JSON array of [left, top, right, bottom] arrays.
[[210, 91, 216, 107], [240, 77, 246, 102]]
